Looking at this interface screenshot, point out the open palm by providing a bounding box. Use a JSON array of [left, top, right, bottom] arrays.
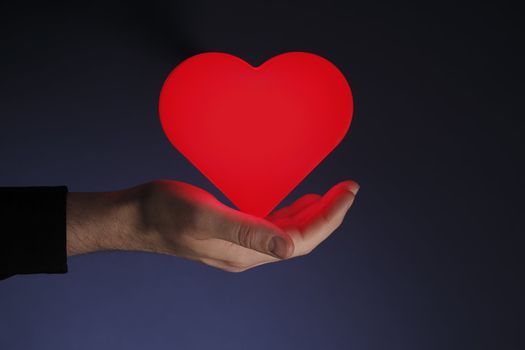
[[138, 180, 359, 272]]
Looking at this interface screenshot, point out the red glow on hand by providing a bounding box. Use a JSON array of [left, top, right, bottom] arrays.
[[159, 52, 353, 217]]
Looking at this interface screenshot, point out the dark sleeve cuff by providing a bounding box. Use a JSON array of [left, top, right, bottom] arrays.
[[0, 186, 68, 280]]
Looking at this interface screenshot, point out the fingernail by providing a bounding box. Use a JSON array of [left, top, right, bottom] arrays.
[[348, 183, 360, 195], [268, 236, 288, 259]]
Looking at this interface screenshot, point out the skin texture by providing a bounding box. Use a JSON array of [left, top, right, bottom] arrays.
[[66, 180, 359, 272]]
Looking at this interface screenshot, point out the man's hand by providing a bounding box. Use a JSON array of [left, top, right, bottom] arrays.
[[66, 180, 359, 272]]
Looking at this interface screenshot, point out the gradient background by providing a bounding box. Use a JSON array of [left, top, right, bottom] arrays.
[[0, 1, 523, 349]]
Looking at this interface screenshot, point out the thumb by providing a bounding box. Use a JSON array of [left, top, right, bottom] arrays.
[[218, 214, 294, 259]]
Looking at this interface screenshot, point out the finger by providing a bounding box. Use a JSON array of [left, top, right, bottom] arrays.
[[293, 181, 358, 224], [267, 193, 321, 220], [270, 180, 358, 231], [294, 181, 358, 252], [212, 209, 295, 259]]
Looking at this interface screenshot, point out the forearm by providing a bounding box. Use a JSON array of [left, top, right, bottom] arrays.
[[66, 189, 145, 256]]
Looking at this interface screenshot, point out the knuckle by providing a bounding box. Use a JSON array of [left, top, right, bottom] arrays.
[[235, 224, 253, 249]]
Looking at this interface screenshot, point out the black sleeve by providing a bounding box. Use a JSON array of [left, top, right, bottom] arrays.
[[0, 186, 68, 280]]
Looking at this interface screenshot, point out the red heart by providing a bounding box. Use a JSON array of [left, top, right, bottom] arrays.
[[159, 52, 353, 217]]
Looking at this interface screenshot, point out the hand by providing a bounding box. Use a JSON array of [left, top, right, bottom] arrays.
[[67, 180, 359, 272]]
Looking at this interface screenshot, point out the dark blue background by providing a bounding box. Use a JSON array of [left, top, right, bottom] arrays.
[[0, 1, 522, 349]]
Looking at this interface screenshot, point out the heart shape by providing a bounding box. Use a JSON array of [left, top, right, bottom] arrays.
[[159, 52, 353, 217]]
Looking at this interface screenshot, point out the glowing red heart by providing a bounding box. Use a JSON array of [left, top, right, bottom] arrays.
[[159, 52, 353, 217]]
